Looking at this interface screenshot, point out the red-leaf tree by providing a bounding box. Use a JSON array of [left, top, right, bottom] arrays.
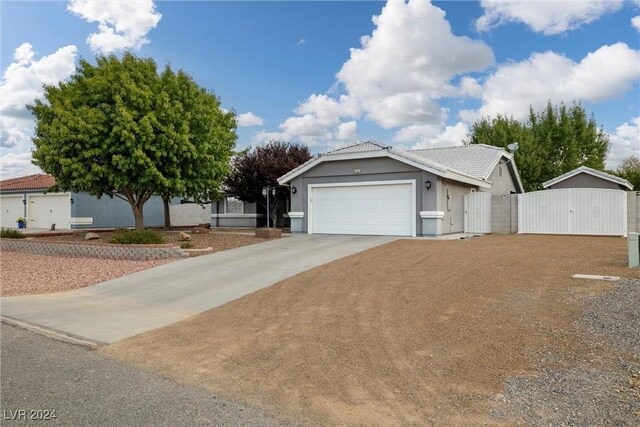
[[225, 141, 312, 226]]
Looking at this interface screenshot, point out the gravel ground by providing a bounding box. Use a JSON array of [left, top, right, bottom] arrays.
[[494, 278, 640, 426], [0, 252, 171, 296], [107, 235, 639, 426], [34, 230, 268, 256], [1, 232, 269, 296], [0, 324, 295, 427]]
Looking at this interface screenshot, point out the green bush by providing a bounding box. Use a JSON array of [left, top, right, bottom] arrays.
[[109, 230, 164, 245], [180, 242, 194, 249], [0, 228, 26, 239]]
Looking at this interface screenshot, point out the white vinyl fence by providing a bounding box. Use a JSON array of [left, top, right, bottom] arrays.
[[464, 191, 492, 233], [169, 203, 211, 227], [518, 189, 627, 236]]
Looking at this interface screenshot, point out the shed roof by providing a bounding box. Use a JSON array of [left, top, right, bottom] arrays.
[[0, 174, 56, 191], [542, 166, 633, 190]]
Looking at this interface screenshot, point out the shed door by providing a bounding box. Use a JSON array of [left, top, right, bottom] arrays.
[[1, 195, 25, 228], [310, 182, 414, 236], [28, 193, 71, 229], [518, 189, 626, 236]]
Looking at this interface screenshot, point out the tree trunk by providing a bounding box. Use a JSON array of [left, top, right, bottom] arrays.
[[132, 203, 144, 230], [162, 195, 171, 230]]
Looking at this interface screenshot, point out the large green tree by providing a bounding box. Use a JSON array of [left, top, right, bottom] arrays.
[[466, 101, 610, 191], [615, 156, 640, 190], [29, 53, 236, 229], [224, 141, 312, 227]]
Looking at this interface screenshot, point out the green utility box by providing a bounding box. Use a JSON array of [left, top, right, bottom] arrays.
[[629, 232, 639, 268]]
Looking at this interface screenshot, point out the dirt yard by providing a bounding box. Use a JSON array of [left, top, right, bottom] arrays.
[[106, 235, 640, 426]]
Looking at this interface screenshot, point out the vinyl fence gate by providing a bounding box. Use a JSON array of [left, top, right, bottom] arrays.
[[518, 189, 627, 236], [464, 191, 492, 233]]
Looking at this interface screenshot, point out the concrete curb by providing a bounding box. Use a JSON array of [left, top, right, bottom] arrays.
[[1, 316, 104, 349]]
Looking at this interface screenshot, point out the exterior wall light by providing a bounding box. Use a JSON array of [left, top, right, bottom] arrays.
[[291, 186, 297, 194], [425, 180, 432, 190]]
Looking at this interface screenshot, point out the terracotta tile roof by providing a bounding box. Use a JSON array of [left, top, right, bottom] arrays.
[[0, 174, 56, 191]]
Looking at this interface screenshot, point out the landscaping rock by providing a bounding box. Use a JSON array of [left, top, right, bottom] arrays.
[[190, 227, 209, 234], [255, 228, 282, 239], [84, 232, 100, 240], [179, 232, 191, 241]]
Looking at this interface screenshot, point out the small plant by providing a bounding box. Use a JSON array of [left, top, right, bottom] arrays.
[[180, 242, 194, 249], [1, 228, 26, 239], [109, 229, 164, 245], [16, 217, 26, 223]]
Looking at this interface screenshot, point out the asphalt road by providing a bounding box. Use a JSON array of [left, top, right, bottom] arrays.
[[0, 324, 294, 426]]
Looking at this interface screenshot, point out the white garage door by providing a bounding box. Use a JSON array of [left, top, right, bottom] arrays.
[[28, 193, 71, 229], [1, 195, 25, 228], [310, 181, 415, 236]]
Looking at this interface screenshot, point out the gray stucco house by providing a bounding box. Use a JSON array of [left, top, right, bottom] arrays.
[[0, 174, 173, 229], [211, 197, 265, 228], [543, 166, 633, 191], [278, 141, 524, 237]]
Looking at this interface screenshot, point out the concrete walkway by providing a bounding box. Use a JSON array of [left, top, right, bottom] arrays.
[[1, 235, 394, 344]]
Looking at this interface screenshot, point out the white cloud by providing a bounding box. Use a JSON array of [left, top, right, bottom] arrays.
[[460, 43, 640, 123], [0, 152, 42, 179], [335, 121, 357, 141], [606, 117, 640, 169], [297, 38, 306, 46], [1, 43, 77, 120], [632, 16, 640, 33], [476, 0, 624, 35], [337, 0, 493, 129], [0, 43, 77, 178], [394, 122, 469, 149], [67, 0, 161, 54], [255, 0, 493, 148], [236, 112, 264, 127]]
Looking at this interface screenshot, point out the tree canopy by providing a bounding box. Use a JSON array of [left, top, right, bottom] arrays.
[[29, 53, 236, 229], [615, 156, 640, 190], [224, 141, 312, 225], [466, 101, 610, 191]]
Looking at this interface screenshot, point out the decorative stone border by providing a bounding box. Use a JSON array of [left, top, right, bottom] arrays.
[[0, 238, 188, 261]]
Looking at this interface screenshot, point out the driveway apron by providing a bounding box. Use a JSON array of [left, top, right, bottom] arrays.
[[1, 235, 394, 343]]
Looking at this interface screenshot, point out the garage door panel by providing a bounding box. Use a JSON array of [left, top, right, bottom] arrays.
[[1, 196, 24, 228], [311, 182, 414, 237], [28, 194, 71, 229]]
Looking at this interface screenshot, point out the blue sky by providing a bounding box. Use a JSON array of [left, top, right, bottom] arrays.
[[1, 0, 639, 178]]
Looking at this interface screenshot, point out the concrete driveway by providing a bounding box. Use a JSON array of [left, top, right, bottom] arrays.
[[1, 235, 394, 344]]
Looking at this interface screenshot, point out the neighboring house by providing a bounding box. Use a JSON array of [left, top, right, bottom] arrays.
[[0, 174, 173, 229], [211, 197, 265, 228], [543, 166, 633, 191], [278, 141, 524, 237]]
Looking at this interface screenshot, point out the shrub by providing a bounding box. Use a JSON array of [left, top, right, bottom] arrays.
[[0, 228, 26, 239], [109, 230, 164, 245], [180, 242, 194, 249]]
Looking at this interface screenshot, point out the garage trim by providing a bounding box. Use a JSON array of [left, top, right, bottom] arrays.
[[307, 179, 417, 237]]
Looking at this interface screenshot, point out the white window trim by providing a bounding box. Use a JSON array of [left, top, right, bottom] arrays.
[[307, 179, 417, 237]]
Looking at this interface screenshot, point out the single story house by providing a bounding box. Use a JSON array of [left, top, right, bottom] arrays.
[[0, 174, 173, 229], [211, 197, 266, 228], [278, 141, 524, 237], [543, 166, 633, 191]]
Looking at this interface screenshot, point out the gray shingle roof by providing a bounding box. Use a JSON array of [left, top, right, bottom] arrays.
[[278, 141, 523, 191], [325, 141, 391, 155], [543, 166, 633, 190], [409, 144, 505, 180]]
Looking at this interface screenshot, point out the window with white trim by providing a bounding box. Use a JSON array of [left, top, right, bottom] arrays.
[[224, 197, 244, 214]]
